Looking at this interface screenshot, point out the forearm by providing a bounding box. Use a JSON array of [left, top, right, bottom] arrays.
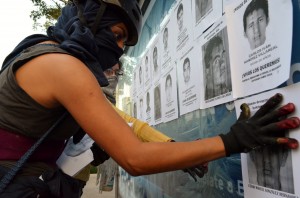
[[119, 136, 226, 176]]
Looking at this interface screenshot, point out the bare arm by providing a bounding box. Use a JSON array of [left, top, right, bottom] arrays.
[[15, 53, 226, 176]]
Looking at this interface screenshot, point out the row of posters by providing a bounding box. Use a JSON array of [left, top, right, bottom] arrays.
[[131, 0, 293, 125]]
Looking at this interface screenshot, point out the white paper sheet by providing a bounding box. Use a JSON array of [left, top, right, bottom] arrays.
[[56, 135, 94, 176], [177, 47, 201, 116], [159, 15, 176, 76], [197, 15, 234, 109], [193, 0, 223, 39], [144, 87, 154, 125], [150, 36, 162, 84], [162, 67, 179, 123], [153, 81, 163, 125], [171, 0, 194, 59], [226, 0, 293, 98], [234, 83, 300, 198]]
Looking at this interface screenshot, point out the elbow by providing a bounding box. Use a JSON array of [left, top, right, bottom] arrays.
[[119, 153, 149, 176], [121, 158, 146, 176]]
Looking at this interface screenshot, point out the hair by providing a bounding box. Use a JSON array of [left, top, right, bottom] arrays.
[[177, 3, 183, 19], [183, 57, 190, 68], [165, 74, 172, 88], [243, 0, 269, 32], [153, 46, 157, 56], [164, 27, 168, 35], [204, 36, 223, 68]]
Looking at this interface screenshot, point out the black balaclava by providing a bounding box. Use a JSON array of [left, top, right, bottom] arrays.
[[47, 0, 124, 86], [2, 0, 124, 87]]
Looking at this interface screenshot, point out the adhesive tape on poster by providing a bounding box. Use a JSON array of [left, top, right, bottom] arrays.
[[287, 63, 300, 85], [225, 101, 235, 112]]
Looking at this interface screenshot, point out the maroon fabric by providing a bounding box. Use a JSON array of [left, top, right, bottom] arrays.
[[0, 128, 65, 164]]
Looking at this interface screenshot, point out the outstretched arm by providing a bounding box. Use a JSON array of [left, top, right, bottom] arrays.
[[16, 53, 299, 176]]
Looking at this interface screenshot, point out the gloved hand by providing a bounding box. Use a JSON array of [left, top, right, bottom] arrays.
[[220, 93, 300, 156], [183, 163, 208, 182], [171, 140, 208, 181], [90, 143, 110, 166]]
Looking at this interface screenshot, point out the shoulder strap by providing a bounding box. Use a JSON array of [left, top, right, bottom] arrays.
[[0, 112, 68, 194]]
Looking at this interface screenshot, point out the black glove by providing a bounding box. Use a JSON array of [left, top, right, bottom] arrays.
[[90, 143, 110, 166], [182, 163, 208, 182], [220, 93, 300, 156], [171, 140, 208, 181]]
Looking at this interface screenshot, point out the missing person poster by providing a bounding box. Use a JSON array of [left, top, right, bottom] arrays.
[[143, 50, 152, 89], [160, 15, 176, 75], [144, 87, 154, 125], [137, 93, 145, 121], [132, 66, 138, 98], [226, 0, 293, 98], [151, 37, 162, 84], [193, 0, 223, 39], [162, 67, 179, 123], [177, 46, 201, 116], [234, 83, 300, 198], [197, 16, 233, 109], [153, 81, 163, 125], [172, 0, 193, 58]]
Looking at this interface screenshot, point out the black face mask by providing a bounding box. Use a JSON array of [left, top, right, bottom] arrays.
[[95, 27, 124, 71], [46, 1, 124, 86], [102, 75, 119, 105]]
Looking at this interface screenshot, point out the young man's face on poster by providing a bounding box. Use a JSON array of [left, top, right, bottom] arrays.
[[183, 59, 191, 83], [165, 76, 172, 102], [210, 44, 226, 86], [244, 8, 269, 50]]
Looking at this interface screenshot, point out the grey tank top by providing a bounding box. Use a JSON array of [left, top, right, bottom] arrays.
[[0, 44, 80, 140]]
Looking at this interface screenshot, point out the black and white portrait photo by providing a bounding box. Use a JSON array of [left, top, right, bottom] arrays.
[[243, 0, 269, 50], [247, 146, 294, 194], [195, 0, 212, 23], [202, 29, 232, 100], [154, 85, 162, 121]]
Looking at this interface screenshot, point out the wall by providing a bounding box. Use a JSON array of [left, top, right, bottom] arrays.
[[116, 0, 300, 197]]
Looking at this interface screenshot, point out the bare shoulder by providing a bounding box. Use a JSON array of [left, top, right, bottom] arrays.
[[16, 53, 102, 108]]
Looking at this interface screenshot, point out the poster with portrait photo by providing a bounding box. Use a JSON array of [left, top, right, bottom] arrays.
[[197, 16, 233, 109], [226, 0, 293, 98], [144, 87, 154, 126], [131, 66, 138, 98], [153, 82, 163, 125], [150, 36, 162, 83], [234, 84, 300, 198], [177, 47, 201, 116], [193, 0, 223, 39], [162, 67, 179, 123], [132, 97, 138, 119], [222, 0, 236, 13], [171, 0, 194, 58], [143, 50, 152, 89], [137, 63, 144, 96], [137, 94, 145, 122], [159, 15, 176, 75]]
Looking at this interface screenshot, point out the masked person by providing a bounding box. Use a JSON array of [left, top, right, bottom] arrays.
[[73, 63, 208, 193], [0, 0, 299, 197]]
